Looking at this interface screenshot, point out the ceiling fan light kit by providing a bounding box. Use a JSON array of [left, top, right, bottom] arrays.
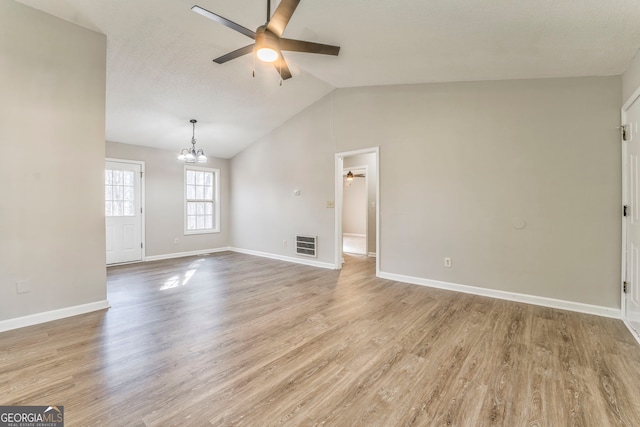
[[191, 0, 340, 81], [255, 27, 279, 62], [178, 119, 207, 164]]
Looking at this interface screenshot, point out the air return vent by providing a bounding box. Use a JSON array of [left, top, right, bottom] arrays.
[[295, 235, 317, 258]]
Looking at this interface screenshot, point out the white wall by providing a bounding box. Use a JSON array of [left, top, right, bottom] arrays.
[[623, 48, 640, 102], [230, 96, 336, 264], [0, 1, 107, 322], [106, 142, 230, 257], [231, 76, 622, 308]]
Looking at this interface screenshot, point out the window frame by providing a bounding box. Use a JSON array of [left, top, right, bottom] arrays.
[[183, 165, 220, 235]]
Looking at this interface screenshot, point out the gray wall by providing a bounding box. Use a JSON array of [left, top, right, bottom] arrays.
[[342, 175, 367, 235], [230, 96, 336, 264], [106, 142, 230, 257], [0, 1, 107, 321], [623, 48, 640, 102], [231, 76, 622, 308]]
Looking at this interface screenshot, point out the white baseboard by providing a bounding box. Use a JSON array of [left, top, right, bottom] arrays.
[[623, 320, 640, 346], [343, 233, 366, 237], [144, 247, 231, 262], [230, 247, 336, 270], [368, 252, 377, 257], [378, 271, 621, 319], [0, 300, 110, 333]]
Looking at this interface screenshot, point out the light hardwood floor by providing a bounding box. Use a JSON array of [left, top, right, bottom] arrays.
[[2, 252, 640, 426]]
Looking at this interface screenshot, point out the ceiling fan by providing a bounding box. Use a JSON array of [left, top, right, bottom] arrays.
[[191, 0, 340, 80], [344, 171, 365, 181]]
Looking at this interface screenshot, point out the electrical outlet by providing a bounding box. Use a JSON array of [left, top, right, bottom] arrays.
[[174, 238, 179, 244], [444, 257, 452, 268], [282, 240, 287, 247], [326, 201, 335, 208]]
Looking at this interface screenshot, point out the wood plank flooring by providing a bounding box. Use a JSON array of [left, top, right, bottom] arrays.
[[2, 252, 640, 426]]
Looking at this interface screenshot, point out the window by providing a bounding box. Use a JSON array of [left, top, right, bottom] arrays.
[[184, 166, 220, 234], [105, 169, 136, 216]]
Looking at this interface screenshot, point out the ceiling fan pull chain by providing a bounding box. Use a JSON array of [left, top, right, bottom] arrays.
[[279, 60, 283, 86], [252, 53, 256, 78]]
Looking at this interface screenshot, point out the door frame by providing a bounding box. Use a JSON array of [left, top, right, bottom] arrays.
[[105, 158, 146, 263], [622, 87, 640, 343], [335, 147, 380, 276], [342, 164, 369, 256]]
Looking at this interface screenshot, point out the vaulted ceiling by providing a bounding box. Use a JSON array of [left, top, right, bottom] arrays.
[[16, 0, 640, 158]]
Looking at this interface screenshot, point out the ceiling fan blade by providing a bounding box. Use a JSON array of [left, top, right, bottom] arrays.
[[213, 44, 255, 64], [280, 38, 340, 56], [192, 5, 256, 39], [273, 53, 292, 80], [266, 0, 300, 37]]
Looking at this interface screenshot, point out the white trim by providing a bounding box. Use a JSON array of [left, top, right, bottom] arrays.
[[105, 158, 146, 262], [343, 233, 366, 237], [0, 300, 110, 333], [368, 252, 377, 257], [623, 320, 640, 345], [335, 147, 380, 277], [230, 247, 336, 270], [144, 247, 230, 262], [184, 165, 221, 235], [378, 271, 621, 319]]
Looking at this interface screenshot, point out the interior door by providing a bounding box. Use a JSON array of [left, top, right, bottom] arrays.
[[625, 98, 640, 335], [105, 161, 142, 264]]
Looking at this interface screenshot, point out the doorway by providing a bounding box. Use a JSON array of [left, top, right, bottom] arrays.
[[335, 148, 379, 274], [342, 166, 368, 255], [105, 159, 145, 264]]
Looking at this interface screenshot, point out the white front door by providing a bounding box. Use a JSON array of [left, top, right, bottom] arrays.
[[105, 161, 143, 264], [625, 98, 640, 335]]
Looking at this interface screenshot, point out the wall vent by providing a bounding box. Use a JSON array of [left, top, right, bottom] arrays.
[[295, 235, 317, 258]]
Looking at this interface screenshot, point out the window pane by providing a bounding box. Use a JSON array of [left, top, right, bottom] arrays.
[[124, 171, 134, 186], [105, 170, 112, 185], [187, 185, 196, 199], [105, 185, 112, 201], [114, 186, 124, 201], [195, 186, 204, 200], [105, 201, 113, 216], [113, 201, 123, 216], [187, 216, 196, 230], [124, 201, 135, 216], [113, 170, 123, 185], [185, 168, 217, 233], [124, 187, 134, 201]]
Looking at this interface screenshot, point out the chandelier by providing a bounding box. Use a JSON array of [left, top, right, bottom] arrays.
[[178, 119, 207, 163]]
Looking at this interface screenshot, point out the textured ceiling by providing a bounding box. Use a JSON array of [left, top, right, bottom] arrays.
[[15, 0, 640, 158]]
